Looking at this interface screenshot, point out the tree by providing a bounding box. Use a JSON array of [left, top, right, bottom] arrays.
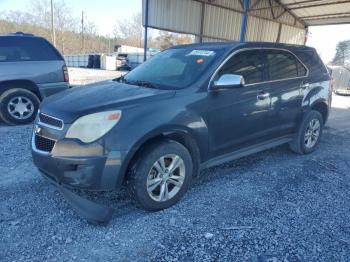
[[175, 35, 193, 45], [0, 0, 106, 55], [0, 1, 194, 55], [28, 0, 78, 52], [155, 31, 176, 50], [153, 32, 193, 50], [113, 13, 143, 47], [332, 40, 350, 67]]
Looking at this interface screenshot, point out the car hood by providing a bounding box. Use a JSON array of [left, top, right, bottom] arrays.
[[40, 80, 176, 123]]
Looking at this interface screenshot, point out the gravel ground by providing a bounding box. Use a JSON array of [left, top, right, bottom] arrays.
[[1, 94, 350, 262]]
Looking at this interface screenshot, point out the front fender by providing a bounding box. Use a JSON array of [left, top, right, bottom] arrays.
[[108, 111, 209, 188]]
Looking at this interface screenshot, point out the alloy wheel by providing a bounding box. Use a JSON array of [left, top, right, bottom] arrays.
[[304, 118, 321, 149], [146, 154, 186, 202]]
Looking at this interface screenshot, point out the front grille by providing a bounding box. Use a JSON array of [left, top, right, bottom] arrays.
[[35, 135, 56, 152], [39, 113, 63, 129]]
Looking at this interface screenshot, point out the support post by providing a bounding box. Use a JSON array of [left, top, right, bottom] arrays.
[[199, 1, 205, 43], [304, 27, 308, 45], [50, 0, 56, 47], [240, 0, 250, 42], [143, 0, 149, 62], [276, 23, 282, 43], [81, 11, 85, 53]]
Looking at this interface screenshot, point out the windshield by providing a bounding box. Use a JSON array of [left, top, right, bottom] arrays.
[[123, 48, 222, 89]]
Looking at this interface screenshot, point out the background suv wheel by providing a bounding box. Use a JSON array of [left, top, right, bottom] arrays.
[[289, 110, 324, 154], [0, 88, 40, 125], [128, 139, 193, 211]]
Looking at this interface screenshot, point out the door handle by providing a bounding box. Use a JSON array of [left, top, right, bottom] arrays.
[[301, 83, 310, 89], [257, 92, 270, 100]]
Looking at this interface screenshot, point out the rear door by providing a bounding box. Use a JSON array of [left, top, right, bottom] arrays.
[[262, 49, 308, 138]]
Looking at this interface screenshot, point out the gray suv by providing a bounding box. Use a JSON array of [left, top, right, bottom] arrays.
[[32, 42, 331, 222], [0, 33, 69, 125]]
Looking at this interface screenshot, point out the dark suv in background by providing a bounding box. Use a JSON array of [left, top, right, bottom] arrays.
[[0, 33, 69, 125], [32, 42, 331, 221]]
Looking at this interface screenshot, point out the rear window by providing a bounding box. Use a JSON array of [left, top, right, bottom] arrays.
[[0, 37, 62, 62], [267, 50, 307, 81]]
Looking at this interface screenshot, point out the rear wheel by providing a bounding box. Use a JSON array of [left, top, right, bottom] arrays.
[[0, 88, 40, 125], [128, 139, 193, 211], [289, 110, 323, 154]]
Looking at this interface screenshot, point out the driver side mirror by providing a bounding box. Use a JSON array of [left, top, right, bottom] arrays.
[[213, 74, 245, 89]]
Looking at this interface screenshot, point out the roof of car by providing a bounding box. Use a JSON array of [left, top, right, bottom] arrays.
[[171, 41, 315, 52]]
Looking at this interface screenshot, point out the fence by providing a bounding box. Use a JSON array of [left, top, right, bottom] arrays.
[[329, 66, 350, 91], [64, 54, 90, 68], [64, 53, 153, 70]]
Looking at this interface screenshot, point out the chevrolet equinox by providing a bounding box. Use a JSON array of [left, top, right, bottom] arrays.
[[32, 42, 331, 216]]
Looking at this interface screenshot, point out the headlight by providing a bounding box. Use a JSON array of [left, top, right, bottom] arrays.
[[65, 111, 122, 143]]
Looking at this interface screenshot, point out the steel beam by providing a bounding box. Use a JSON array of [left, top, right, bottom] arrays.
[[268, 0, 276, 19], [274, 0, 306, 26], [289, 0, 350, 10], [250, 0, 349, 11], [301, 12, 350, 20], [250, 0, 264, 10], [143, 0, 149, 62], [199, 1, 205, 43], [192, 0, 304, 28], [240, 0, 250, 42]]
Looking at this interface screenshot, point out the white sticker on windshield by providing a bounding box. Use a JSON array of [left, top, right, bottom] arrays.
[[187, 50, 215, 56]]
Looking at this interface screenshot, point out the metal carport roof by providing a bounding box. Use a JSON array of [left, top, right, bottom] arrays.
[[275, 0, 350, 26], [142, 0, 350, 59]]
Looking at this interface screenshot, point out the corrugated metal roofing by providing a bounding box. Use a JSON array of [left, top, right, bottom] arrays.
[[144, 0, 350, 46], [147, 0, 202, 34], [279, 24, 306, 44], [245, 16, 280, 42], [203, 4, 242, 40]]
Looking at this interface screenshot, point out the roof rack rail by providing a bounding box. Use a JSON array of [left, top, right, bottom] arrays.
[[14, 32, 34, 36]]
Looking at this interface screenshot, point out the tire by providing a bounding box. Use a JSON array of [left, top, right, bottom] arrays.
[[128, 139, 193, 211], [0, 88, 40, 125], [289, 110, 324, 154]]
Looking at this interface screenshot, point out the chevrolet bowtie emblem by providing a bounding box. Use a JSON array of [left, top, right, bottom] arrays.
[[34, 125, 42, 135]]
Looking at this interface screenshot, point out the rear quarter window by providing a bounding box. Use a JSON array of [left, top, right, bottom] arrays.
[[0, 37, 62, 62], [293, 49, 329, 81]]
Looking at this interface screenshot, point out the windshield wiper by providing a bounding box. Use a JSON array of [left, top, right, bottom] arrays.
[[113, 75, 125, 82], [122, 79, 157, 89], [134, 80, 157, 89]]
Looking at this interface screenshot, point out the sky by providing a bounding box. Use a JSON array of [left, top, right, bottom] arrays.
[[1, 0, 349, 63], [0, 0, 142, 36], [307, 24, 350, 63]]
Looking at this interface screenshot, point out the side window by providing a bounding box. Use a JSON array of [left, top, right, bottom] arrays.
[[217, 50, 264, 85], [267, 50, 307, 81], [297, 61, 307, 76], [0, 37, 61, 62]]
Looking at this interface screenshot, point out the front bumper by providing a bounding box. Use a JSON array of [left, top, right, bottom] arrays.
[[32, 134, 127, 191]]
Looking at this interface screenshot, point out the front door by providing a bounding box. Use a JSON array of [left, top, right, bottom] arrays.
[[207, 50, 272, 157]]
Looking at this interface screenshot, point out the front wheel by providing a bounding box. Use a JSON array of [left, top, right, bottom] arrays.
[[128, 140, 193, 211], [289, 110, 324, 154]]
